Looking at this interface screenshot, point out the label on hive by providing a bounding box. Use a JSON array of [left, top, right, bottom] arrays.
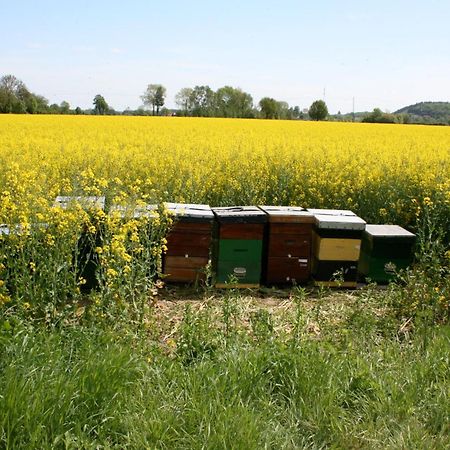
[[215, 260, 262, 284], [233, 267, 247, 278]]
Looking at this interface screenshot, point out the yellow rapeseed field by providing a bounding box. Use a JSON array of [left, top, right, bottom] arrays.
[[0, 114, 449, 225], [0, 114, 449, 314]]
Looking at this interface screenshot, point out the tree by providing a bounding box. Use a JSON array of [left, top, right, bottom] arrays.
[[60, 101, 70, 114], [141, 84, 166, 115], [175, 87, 194, 115], [34, 95, 49, 113], [93, 94, 108, 115], [362, 108, 396, 124], [49, 103, 61, 114], [291, 106, 301, 119], [277, 101, 291, 119], [259, 97, 279, 119], [308, 100, 328, 121], [154, 85, 166, 115], [215, 86, 254, 118], [189, 85, 215, 117], [0, 74, 27, 113]]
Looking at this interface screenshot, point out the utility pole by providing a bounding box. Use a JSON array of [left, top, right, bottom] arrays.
[[352, 96, 355, 122]]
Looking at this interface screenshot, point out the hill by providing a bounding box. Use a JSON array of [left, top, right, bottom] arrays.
[[395, 101, 450, 125]]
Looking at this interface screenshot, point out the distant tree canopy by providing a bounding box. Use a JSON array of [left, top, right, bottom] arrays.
[[175, 85, 255, 118], [362, 108, 396, 124], [93, 95, 109, 115], [2, 73, 448, 124], [215, 86, 254, 118], [308, 100, 328, 121], [141, 84, 166, 115], [259, 97, 279, 119], [0, 74, 49, 114]]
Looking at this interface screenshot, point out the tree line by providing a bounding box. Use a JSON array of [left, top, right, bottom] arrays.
[[0, 74, 329, 120], [0, 75, 117, 115]]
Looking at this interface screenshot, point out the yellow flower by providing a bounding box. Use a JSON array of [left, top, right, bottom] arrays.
[[0, 293, 11, 305], [107, 268, 118, 278]]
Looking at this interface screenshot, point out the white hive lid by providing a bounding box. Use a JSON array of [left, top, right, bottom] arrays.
[[365, 224, 415, 238], [54, 196, 106, 210], [314, 214, 366, 230], [307, 208, 356, 216], [109, 204, 158, 219]]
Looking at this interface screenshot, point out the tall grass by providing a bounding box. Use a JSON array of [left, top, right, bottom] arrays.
[[1, 294, 449, 449]]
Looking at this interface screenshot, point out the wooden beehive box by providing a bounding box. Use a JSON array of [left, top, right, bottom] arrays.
[[259, 206, 314, 284], [163, 203, 214, 283], [309, 210, 366, 287], [358, 224, 415, 283], [212, 206, 267, 288]]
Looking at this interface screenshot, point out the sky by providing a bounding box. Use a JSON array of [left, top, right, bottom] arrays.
[[1, 0, 449, 114]]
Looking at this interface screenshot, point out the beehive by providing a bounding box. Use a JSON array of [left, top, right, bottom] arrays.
[[309, 209, 366, 287], [358, 224, 416, 283], [259, 206, 314, 284], [163, 203, 214, 283], [54, 196, 106, 290], [212, 206, 267, 288]]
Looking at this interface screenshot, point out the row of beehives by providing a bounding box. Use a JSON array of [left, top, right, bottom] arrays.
[[0, 197, 417, 289], [57, 197, 416, 288]]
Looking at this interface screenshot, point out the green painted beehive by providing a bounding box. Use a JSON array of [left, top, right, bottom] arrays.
[[358, 224, 415, 283], [212, 206, 267, 288]]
